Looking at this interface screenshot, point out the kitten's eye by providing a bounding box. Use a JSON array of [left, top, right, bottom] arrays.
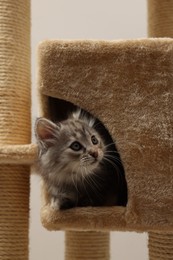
[[70, 141, 82, 151], [91, 135, 98, 145]]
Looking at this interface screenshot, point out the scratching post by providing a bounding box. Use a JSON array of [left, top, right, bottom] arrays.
[[147, 0, 173, 37], [65, 231, 109, 259], [148, 232, 173, 260], [0, 0, 31, 259], [148, 1, 173, 259], [65, 231, 110, 260]]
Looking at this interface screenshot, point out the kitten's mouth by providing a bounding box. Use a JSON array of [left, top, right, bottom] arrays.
[[90, 158, 98, 165], [81, 158, 98, 169]]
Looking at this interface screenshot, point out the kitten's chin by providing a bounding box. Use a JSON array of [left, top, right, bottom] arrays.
[[80, 160, 100, 175]]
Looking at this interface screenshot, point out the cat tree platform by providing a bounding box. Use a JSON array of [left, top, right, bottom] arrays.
[[0, 144, 37, 165], [38, 38, 173, 233]]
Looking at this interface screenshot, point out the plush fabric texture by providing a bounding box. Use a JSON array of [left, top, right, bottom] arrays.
[[38, 39, 173, 232]]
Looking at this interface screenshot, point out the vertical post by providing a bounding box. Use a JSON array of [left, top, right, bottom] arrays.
[[147, 0, 173, 37], [0, 0, 31, 259], [147, 1, 173, 260], [65, 231, 110, 260], [148, 232, 173, 260]]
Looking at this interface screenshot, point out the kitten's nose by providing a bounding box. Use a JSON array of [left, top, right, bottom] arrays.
[[89, 150, 98, 159]]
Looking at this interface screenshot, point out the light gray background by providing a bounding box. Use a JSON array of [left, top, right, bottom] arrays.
[[30, 1, 148, 259]]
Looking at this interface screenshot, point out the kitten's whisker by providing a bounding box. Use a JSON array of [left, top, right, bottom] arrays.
[[89, 170, 105, 181], [88, 174, 101, 190], [102, 157, 119, 172], [101, 158, 122, 186], [72, 164, 84, 193], [81, 157, 90, 163], [81, 166, 94, 203], [104, 154, 122, 164], [104, 151, 122, 159], [87, 174, 104, 199], [81, 157, 95, 168], [104, 150, 120, 155], [93, 121, 103, 128], [81, 166, 102, 196], [84, 175, 96, 196], [104, 142, 116, 149], [71, 166, 79, 192]]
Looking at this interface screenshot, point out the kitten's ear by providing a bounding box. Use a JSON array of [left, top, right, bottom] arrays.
[[35, 117, 60, 146]]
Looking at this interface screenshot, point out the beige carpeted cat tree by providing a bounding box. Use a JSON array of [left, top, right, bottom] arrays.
[[0, 0, 172, 260]]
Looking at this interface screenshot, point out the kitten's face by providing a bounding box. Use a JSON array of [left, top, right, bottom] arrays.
[[35, 114, 105, 183], [57, 119, 104, 172]]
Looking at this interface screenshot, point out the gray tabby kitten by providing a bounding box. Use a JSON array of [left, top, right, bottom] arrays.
[[35, 109, 127, 210]]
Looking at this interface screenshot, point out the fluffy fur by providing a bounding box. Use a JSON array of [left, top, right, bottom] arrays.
[[35, 110, 127, 210]]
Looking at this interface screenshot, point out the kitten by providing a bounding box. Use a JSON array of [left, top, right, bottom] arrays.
[[35, 109, 127, 210]]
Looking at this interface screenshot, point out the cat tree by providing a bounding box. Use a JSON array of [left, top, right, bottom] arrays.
[[39, 38, 173, 260], [0, 0, 172, 260]]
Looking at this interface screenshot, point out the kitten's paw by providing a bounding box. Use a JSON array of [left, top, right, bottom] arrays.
[[50, 198, 60, 210]]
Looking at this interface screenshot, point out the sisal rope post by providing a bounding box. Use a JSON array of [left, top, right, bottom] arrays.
[[0, 0, 31, 259], [147, 0, 173, 37], [65, 231, 110, 260], [148, 232, 173, 260], [147, 1, 173, 259]]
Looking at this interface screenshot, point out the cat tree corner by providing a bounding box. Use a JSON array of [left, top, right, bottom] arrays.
[[40, 184, 173, 232]]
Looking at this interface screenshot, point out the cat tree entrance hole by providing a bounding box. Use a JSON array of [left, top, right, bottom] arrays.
[[48, 97, 76, 122]]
